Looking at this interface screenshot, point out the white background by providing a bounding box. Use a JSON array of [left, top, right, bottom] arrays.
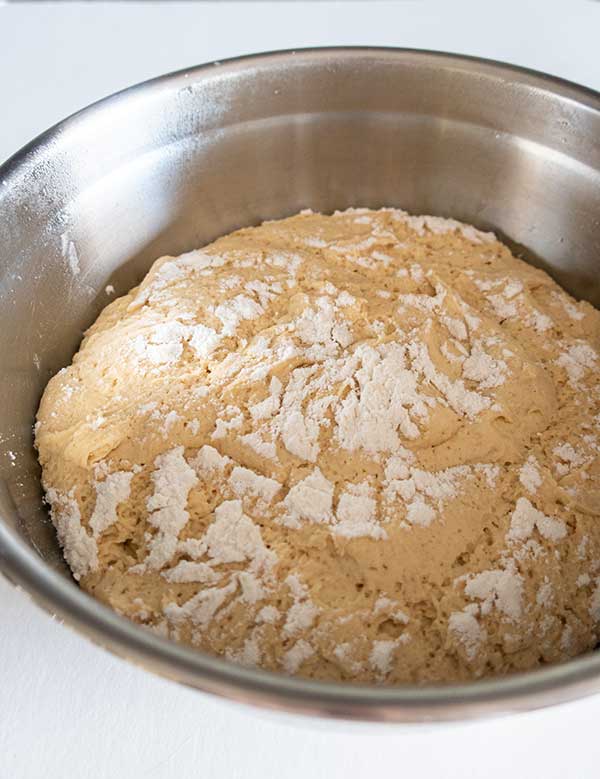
[[1, 2, 600, 777]]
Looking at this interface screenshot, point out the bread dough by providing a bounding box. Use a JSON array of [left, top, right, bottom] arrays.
[[36, 208, 600, 683]]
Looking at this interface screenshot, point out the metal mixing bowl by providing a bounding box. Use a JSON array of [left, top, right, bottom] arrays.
[[1, 48, 599, 723]]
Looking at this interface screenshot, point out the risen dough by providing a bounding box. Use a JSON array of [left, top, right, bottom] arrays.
[[36, 208, 600, 683]]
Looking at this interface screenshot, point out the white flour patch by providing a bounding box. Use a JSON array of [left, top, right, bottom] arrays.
[[536, 578, 553, 607], [89, 469, 134, 537], [210, 294, 264, 336], [335, 483, 386, 540], [45, 487, 98, 579], [519, 456, 542, 494], [192, 445, 230, 474], [387, 209, 495, 244], [283, 574, 319, 635], [283, 639, 314, 673], [336, 343, 432, 450], [553, 292, 585, 321], [384, 464, 472, 528], [553, 442, 589, 477], [508, 497, 567, 544], [138, 447, 198, 570], [163, 560, 221, 584], [369, 640, 402, 677], [229, 466, 282, 504], [164, 580, 238, 628], [557, 341, 597, 386], [461, 564, 524, 621], [462, 340, 508, 389], [257, 605, 280, 624], [205, 500, 273, 569], [408, 339, 491, 419], [282, 468, 334, 528], [449, 607, 486, 661]]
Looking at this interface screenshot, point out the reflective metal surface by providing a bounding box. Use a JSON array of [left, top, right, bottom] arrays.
[[1, 48, 599, 722]]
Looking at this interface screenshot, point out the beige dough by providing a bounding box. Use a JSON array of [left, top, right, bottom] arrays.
[[36, 208, 600, 683]]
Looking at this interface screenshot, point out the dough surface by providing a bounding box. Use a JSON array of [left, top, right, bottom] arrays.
[[36, 208, 600, 683]]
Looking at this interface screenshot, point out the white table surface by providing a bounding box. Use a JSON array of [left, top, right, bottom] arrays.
[[1, 2, 600, 777]]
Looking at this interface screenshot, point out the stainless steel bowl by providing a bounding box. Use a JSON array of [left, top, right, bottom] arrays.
[[1, 48, 599, 723]]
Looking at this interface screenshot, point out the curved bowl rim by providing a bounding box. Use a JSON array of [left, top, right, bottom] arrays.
[[1, 46, 599, 722]]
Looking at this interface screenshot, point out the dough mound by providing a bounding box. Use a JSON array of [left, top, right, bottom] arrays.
[[36, 208, 600, 683]]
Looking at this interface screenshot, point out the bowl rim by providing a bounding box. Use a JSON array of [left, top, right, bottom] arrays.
[[1, 46, 600, 722]]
